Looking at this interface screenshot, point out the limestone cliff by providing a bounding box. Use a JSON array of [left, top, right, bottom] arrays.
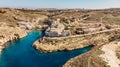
[[0, 27, 27, 53], [33, 28, 120, 53]]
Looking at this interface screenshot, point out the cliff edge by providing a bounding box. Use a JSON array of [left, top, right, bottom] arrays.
[[0, 27, 27, 53]]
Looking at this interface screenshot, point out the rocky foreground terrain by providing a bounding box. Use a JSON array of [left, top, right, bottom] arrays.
[[100, 41, 120, 67], [0, 8, 120, 67], [63, 40, 120, 67]]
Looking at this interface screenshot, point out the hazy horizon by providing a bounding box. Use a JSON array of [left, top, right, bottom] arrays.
[[0, 0, 120, 9]]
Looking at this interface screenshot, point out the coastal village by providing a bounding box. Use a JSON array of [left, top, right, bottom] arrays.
[[0, 8, 120, 67], [44, 18, 119, 37]]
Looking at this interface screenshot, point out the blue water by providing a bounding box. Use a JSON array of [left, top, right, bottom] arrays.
[[0, 31, 93, 67]]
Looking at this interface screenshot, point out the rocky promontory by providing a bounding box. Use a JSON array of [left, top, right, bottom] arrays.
[[33, 28, 120, 53]]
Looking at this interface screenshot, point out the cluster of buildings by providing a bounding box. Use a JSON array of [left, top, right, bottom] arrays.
[[44, 17, 118, 37], [45, 19, 71, 37]]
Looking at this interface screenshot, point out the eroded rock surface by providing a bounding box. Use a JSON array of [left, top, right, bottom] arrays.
[[100, 41, 120, 67], [0, 27, 27, 53], [33, 28, 120, 53]]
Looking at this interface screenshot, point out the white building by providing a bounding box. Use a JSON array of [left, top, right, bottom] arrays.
[[45, 20, 65, 37]]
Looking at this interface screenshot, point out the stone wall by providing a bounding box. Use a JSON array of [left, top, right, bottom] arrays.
[[33, 28, 120, 52]]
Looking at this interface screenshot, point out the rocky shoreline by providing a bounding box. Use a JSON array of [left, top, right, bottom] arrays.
[[0, 27, 27, 53], [33, 28, 120, 53], [0, 8, 48, 54]]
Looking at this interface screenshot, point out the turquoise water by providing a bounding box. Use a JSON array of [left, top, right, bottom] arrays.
[[0, 31, 93, 67]]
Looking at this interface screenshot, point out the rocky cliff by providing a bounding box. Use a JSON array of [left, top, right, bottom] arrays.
[[63, 40, 120, 67], [33, 28, 120, 53], [0, 27, 27, 53]]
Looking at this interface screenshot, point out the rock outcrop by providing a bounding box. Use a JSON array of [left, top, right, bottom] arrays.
[[100, 41, 120, 67], [33, 28, 120, 53], [63, 41, 120, 67], [0, 27, 27, 53]]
